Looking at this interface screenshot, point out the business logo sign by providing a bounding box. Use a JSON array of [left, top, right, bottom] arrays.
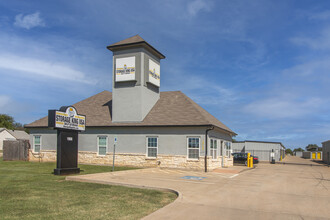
[[115, 56, 135, 82], [48, 106, 86, 131], [148, 59, 160, 87]]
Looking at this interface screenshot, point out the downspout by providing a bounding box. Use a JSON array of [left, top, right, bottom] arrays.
[[205, 126, 214, 172]]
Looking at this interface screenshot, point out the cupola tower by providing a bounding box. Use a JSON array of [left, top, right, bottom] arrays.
[[107, 35, 165, 122]]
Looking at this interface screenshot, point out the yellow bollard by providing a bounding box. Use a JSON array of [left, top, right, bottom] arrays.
[[250, 156, 253, 168], [280, 155, 282, 161], [247, 153, 251, 167]]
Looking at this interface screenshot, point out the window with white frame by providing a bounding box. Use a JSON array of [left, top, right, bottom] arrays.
[[210, 139, 218, 159], [98, 136, 107, 156], [188, 137, 200, 159], [33, 135, 41, 153], [225, 142, 232, 157], [147, 137, 158, 158]]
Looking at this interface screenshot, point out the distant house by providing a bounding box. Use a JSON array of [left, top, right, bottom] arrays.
[[0, 128, 29, 150]]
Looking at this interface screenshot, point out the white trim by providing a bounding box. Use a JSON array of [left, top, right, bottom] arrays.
[[224, 141, 232, 158], [97, 135, 108, 156], [33, 135, 41, 153], [210, 138, 218, 160], [146, 136, 158, 158], [187, 137, 200, 160]]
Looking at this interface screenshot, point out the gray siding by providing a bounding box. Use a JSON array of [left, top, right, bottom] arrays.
[[29, 128, 56, 151], [29, 126, 232, 157], [112, 48, 160, 122], [323, 140, 330, 164], [232, 141, 284, 161]]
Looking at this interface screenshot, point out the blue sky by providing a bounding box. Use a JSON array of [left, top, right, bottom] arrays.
[[0, 0, 330, 149]]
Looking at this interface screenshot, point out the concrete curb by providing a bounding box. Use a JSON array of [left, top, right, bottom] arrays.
[[66, 175, 182, 219], [65, 175, 182, 199], [239, 166, 256, 173]]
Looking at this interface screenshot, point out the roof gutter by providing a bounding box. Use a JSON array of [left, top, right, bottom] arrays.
[[205, 126, 214, 172]]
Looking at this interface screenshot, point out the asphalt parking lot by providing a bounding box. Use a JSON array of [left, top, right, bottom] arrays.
[[67, 156, 330, 220]]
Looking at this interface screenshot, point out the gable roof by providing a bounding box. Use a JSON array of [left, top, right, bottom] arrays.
[[107, 35, 166, 59], [25, 90, 236, 135], [7, 130, 29, 140], [0, 128, 29, 140]]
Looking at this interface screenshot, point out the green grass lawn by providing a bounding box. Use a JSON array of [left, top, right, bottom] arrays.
[[0, 159, 177, 219]]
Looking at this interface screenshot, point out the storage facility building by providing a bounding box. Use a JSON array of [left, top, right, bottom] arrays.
[[322, 140, 330, 165], [232, 140, 285, 162], [25, 35, 236, 171]]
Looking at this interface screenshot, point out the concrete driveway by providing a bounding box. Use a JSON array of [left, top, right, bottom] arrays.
[[67, 156, 330, 220]]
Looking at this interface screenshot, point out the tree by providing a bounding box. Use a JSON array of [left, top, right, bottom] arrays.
[[0, 114, 15, 130], [293, 147, 304, 152], [285, 149, 293, 155], [305, 144, 321, 152], [0, 114, 29, 133]]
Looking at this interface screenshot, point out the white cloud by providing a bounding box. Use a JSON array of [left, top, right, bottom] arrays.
[[309, 10, 330, 20], [14, 12, 45, 29], [243, 97, 323, 119], [0, 53, 96, 84], [162, 64, 236, 106], [282, 58, 330, 82], [291, 27, 330, 50], [263, 134, 304, 141], [187, 0, 212, 16]]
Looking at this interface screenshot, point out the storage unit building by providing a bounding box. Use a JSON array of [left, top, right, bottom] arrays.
[[302, 151, 322, 160], [232, 140, 285, 162], [322, 140, 330, 165]]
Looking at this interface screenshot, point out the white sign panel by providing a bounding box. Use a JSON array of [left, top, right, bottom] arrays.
[[55, 107, 86, 131], [115, 56, 136, 82], [148, 59, 160, 87]]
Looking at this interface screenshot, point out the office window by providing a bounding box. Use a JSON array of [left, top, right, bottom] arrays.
[[225, 142, 232, 157], [33, 135, 41, 153], [188, 137, 200, 159], [98, 136, 107, 156], [210, 139, 218, 159], [147, 137, 158, 158]]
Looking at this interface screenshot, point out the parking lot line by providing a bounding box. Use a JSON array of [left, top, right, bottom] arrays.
[[147, 177, 216, 184]]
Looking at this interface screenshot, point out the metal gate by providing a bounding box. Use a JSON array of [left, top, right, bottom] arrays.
[[232, 149, 273, 161]]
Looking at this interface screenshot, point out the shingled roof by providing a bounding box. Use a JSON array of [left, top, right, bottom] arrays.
[[25, 90, 235, 135], [107, 35, 166, 59]]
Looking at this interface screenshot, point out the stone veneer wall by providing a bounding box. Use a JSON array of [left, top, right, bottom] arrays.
[[29, 150, 56, 162], [28, 150, 233, 170]]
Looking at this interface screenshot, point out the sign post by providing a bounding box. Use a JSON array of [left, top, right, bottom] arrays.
[[112, 136, 117, 172], [48, 106, 86, 175]]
